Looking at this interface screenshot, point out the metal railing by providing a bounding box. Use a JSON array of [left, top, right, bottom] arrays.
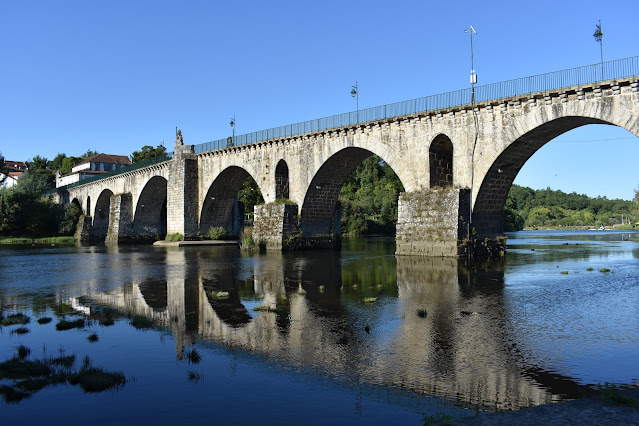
[[55, 56, 638, 190], [194, 56, 638, 153]]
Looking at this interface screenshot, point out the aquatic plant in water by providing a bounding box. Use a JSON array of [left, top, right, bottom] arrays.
[[37, 317, 52, 324], [56, 318, 85, 331], [0, 348, 126, 403], [186, 349, 201, 364], [130, 315, 154, 329], [2, 313, 30, 326]]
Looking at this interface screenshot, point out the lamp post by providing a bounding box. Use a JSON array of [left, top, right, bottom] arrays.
[[465, 25, 478, 245], [229, 115, 236, 147], [351, 82, 359, 124], [593, 20, 604, 81]]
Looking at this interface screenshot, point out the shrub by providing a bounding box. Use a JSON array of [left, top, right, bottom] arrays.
[[207, 227, 226, 240], [165, 233, 183, 242]]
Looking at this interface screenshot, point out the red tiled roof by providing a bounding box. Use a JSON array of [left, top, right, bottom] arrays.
[[75, 153, 131, 167]]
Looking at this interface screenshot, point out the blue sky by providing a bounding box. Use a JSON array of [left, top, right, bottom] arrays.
[[1, 0, 637, 200]]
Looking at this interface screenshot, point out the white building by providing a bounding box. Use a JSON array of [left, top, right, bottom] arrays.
[[56, 153, 131, 188]]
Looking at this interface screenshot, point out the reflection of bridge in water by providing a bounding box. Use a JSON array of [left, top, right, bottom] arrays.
[[85, 248, 590, 410]]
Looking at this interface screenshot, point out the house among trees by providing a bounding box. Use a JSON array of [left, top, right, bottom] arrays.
[[0, 160, 28, 189], [55, 153, 131, 188]]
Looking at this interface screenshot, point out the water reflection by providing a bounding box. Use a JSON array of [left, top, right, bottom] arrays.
[[81, 246, 596, 410]]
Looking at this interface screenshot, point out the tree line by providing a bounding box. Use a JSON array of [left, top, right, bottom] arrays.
[[0, 145, 166, 238], [504, 184, 638, 230]]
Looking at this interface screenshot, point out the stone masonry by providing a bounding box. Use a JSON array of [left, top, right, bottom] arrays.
[[56, 77, 639, 256]]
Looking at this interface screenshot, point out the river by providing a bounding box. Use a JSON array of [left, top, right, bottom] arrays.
[[1, 230, 638, 424]]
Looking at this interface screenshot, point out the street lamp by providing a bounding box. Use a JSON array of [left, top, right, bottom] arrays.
[[464, 25, 479, 245], [593, 20, 604, 81], [351, 82, 359, 123], [229, 115, 236, 147], [464, 26, 478, 100]]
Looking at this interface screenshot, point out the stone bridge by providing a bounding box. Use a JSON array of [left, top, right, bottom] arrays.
[[55, 65, 639, 257]]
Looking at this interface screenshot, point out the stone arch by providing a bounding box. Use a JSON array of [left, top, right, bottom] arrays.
[[472, 116, 613, 236], [133, 176, 168, 239], [71, 198, 81, 214], [200, 166, 260, 237], [429, 134, 454, 188], [93, 189, 114, 239], [275, 159, 289, 200], [300, 147, 405, 236]]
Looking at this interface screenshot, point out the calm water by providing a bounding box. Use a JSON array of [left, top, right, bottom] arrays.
[[1, 231, 638, 424]]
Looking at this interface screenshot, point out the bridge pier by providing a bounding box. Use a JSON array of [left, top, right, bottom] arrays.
[[396, 188, 471, 258], [167, 145, 200, 239], [105, 193, 134, 244]]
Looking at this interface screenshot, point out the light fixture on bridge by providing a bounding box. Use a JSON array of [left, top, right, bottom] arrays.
[[228, 115, 236, 148], [351, 82, 359, 124], [593, 20, 604, 81], [464, 26, 478, 88]]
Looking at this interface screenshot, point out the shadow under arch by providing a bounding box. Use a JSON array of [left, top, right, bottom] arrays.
[[300, 147, 406, 237], [93, 189, 114, 239], [138, 279, 168, 312], [200, 166, 263, 237], [86, 196, 91, 216], [275, 159, 289, 200], [472, 116, 612, 236], [133, 176, 168, 239], [71, 198, 81, 210], [429, 134, 454, 188]]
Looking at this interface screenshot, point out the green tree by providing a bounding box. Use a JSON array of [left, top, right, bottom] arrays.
[[238, 176, 264, 215], [130, 145, 166, 163], [0, 172, 61, 237], [0, 151, 6, 185]]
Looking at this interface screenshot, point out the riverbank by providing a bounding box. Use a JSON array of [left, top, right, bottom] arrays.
[[0, 236, 75, 244], [153, 239, 239, 247], [448, 388, 639, 425]]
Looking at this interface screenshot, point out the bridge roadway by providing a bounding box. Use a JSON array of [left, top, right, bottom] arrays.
[[54, 66, 639, 257]]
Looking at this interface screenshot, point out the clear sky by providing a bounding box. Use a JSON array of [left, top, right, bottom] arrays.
[[1, 0, 637, 200]]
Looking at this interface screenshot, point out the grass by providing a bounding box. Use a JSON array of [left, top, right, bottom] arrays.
[[207, 226, 227, 240], [11, 327, 30, 335], [130, 315, 154, 329], [100, 318, 115, 326], [560, 270, 569, 275], [37, 317, 52, 324], [187, 371, 202, 382], [56, 318, 85, 331], [2, 313, 30, 326], [87, 333, 99, 343], [16, 346, 30, 359], [599, 268, 611, 273], [67, 367, 126, 392], [586, 267, 594, 271], [185, 349, 201, 364], [165, 233, 183, 242], [0, 347, 125, 403], [598, 383, 639, 408], [253, 305, 282, 313], [209, 291, 229, 299], [240, 227, 257, 251], [363, 297, 377, 304], [0, 236, 75, 245]]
